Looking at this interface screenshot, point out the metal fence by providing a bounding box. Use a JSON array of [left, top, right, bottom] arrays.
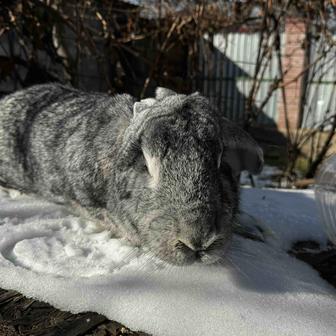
[[301, 38, 336, 130], [195, 33, 282, 126], [196, 32, 336, 129]]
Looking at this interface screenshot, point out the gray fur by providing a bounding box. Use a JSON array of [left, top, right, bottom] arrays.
[[0, 83, 263, 265]]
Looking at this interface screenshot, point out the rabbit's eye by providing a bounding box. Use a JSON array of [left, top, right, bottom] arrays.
[[203, 137, 222, 169], [217, 149, 223, 169], [134, 154, 148, 173]]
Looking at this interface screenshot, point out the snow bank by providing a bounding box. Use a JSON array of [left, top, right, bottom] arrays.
[[241, 187, 329, 250], [0, 187, 335, 336]]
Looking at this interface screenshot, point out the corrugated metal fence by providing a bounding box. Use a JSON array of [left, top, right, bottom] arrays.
[[196, 32, 336, 129], [301, 38, 336, 129], [195, 33, 282, 126]]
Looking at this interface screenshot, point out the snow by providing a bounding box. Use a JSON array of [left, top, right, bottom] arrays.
[[241, 188, 328, 250], [240, 165, 283, 188], [0, 186, 335, 336]]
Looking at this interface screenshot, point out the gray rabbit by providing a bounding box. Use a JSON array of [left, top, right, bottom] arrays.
[[0, 83, 263, 265]]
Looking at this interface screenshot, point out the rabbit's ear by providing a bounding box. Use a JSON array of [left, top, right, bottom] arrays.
[[155, 87, 177, 100], [133, 98, 156, 115], [118, 98, 178, 169], [190, 91, 201, 96], [221, 121, 264, 175]]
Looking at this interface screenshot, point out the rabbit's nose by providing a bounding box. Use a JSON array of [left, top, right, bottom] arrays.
[[177, 238, 201, 252], [176, 239, 208, 261]]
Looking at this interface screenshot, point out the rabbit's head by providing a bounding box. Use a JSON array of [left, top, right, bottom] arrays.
[[110, 88, 263, 265]]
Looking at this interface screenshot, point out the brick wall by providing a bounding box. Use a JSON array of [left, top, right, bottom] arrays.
[[277, 18, 306, 130]]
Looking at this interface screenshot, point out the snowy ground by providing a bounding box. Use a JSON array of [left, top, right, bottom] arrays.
[[240, 165, 284, 188], [0, 187, 335, 336]]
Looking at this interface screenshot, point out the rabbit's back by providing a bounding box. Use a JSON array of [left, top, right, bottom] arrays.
[[0, 83, 134, 205]]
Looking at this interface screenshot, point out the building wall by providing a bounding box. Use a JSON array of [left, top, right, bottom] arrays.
[[277, 18, 306, 130]]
